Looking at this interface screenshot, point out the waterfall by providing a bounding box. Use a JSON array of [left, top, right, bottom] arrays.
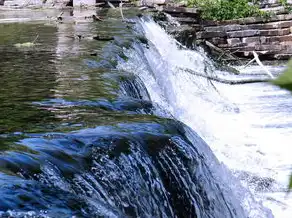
[[117, 17, 288, 218], [1, 13, 290, 218]]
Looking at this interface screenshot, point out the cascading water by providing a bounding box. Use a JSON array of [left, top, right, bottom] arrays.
[[0, 12, 249, 217], [117, 16, 292, 217], [0, 11, 289, 218]]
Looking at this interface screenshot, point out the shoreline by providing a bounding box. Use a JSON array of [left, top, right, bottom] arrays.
[[1, 3, 290, 65]]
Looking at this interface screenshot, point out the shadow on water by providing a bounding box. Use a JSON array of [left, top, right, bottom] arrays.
[[0, 9, 248, 218]]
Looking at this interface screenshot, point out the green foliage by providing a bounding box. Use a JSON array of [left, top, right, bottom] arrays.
[[272, 60, 292, 92], [279, 0, 292, 11], [188, 0, 269, 21]]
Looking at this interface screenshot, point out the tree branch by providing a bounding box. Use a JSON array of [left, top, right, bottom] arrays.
[[177, 67, 271, 85]]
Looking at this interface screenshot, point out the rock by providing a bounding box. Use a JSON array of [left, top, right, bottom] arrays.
[[161, 6, 200, 18], [274, 54, 292, 60], [74, 0, 95, 6], [259, 28, 291, 36], [204, 21, 292, 32], [210, 37, 227, 45], [43, 0, 72, 7], [196, 31, 226, 39], [255, 44, 284, 51], [175, 17, 199, 24], [280, 41, 292, 46], [227, 38, 241, 46], [242, 37, 261, 45], [4, 0, 19, 6], [168, 25, 197, 48], [205, 24, 242, 32], [162, 6, 199, 14], [143, 0, 169, 6], [267, 35, 292, 43], [163, 3, 292, 61], [227, 30, 259, 38], [93, 35, 114, 41]]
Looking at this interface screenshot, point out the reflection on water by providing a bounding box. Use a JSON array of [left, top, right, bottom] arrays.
[[0, 9, 134, 134], [0, 22, 58, 133]]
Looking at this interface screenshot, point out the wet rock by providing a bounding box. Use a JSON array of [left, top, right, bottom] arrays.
[[93, 35, 114, 41], [152, 11, 168, 22]]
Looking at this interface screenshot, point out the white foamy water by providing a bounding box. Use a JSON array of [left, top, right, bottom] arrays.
[[118, 18, 292, 217]]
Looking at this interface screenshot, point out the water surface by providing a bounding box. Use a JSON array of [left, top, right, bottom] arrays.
[[0, 8, 289, 218]]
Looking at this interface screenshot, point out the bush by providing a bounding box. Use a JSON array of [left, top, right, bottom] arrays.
[[188, 0, 268, 21]]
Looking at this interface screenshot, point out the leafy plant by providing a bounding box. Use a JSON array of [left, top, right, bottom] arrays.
[[188, 0, 269, 21], [279, 0, 292, 12], [273, 60, 292, 91]]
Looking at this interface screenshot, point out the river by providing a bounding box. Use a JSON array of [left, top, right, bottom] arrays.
[[0, 8, 291, 218]]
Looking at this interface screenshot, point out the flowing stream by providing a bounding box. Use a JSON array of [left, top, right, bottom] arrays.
[[118, 17, 292, 218], [0, 9, 291, 218]]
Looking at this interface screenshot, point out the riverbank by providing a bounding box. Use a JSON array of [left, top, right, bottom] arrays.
[[154, 2, 292, 62], [1, 0, 292, 63]]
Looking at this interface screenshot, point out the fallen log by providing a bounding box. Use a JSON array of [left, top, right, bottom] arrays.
[[177, 67, 271, 85]]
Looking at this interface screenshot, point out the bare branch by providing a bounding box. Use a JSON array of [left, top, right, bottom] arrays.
[[177, 67, 271, 85]]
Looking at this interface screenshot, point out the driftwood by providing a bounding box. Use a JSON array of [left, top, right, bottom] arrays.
[[119, 2, 124, 20], [203, 41, 274, 82], [177, 67, 271, 85], [244, 51, 274, 79], [205, 41, 274, 79], [205, 41, 238, 61], [92, 15, 103, 22], [107, 1, 115, 8]]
